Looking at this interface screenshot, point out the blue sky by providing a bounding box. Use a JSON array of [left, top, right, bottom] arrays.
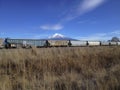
[[0, 0, 120, 40]]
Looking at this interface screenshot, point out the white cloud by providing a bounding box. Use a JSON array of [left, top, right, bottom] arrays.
[[111, 30, 120, 35], [63, 0, 106, 21], [78, 0, 105, 14], [76, 30, 120, 41], [40, 24, 63, 30]]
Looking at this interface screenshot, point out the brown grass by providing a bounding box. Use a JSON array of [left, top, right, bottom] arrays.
[[0, 46, 120, 90]]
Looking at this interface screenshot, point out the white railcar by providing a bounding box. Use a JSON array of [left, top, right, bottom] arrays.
[[71, 41, 87, 46], [110, 42, 117, 46], [88, 41, 100, 46], [101, 42, 110, 46]]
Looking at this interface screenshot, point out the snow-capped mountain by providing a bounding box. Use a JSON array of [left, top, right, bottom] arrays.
[[49, 33, 65, 39], [48, 33, 78, 40]]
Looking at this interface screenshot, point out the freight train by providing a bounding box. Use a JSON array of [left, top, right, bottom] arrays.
[[0, 38, 120, 49]]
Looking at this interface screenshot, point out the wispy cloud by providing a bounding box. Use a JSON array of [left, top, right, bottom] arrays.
[[40, 24, 63, 30], [111, 30, 120, 35], [63, 0, 106, 22], [76, 30, 120, 41], [78, 0, 105, 14]]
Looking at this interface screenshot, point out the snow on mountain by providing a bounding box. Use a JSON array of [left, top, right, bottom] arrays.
[[49, 33, 65, 39], [48, 33, 78, 40]]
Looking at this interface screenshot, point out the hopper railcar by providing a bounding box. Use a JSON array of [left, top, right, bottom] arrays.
[[70, 41, 87, 47], [109, 42, 117, 46], [87, 41, 101, 46], [3, 38, 47, 48], [48, 40, 68, 47], [101, 41, 110, 46]]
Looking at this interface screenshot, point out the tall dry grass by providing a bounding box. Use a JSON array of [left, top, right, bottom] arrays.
[[0, 46, 120, 90]]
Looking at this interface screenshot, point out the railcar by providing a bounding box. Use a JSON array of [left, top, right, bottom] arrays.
[[5, 38, 47, 48], [48, 40, 68, 47], [101, 41, 110, 46], [109, 42, 117, 46], [33, 40, 48, 48], [70, 41, 87, 46], [87, 41, 100, 46]]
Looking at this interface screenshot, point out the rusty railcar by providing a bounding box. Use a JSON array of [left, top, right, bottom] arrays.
[[48, 40, 68, 47]]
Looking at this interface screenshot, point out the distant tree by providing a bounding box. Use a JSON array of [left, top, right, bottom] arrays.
[[111, 37, 120, 42]]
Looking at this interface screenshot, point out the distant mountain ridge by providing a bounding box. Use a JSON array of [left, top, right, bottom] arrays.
[[48, 33, 78, 40]]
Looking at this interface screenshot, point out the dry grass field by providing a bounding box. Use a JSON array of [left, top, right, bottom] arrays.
[[0, 46, 120, 90]]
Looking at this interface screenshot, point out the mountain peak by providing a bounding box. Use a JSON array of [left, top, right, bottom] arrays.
[[48, 33, 78, 40], [49, 33, 65, 39]]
